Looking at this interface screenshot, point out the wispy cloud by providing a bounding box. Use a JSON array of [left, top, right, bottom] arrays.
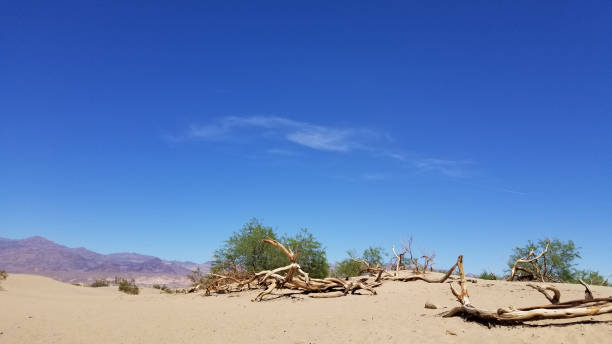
[[183, 116, 379, 152], [171, 116, 525, 194], [172, 116, 524, 193], [413, 158, 473, 178]]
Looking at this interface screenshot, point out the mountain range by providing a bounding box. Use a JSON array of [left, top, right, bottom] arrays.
[[0, 236, 212, 287]]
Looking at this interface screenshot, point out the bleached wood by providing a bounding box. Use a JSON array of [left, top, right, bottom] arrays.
[[385, 255, 460, 283], [444, 254, 612, 323], [246, 240, 381, 301], [579, 279, 594, 301], [507, 241, 549, 281], [526, 284, 560, 304]]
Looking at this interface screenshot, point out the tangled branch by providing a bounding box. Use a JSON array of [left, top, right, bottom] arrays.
[[202, 239, 382, 301], [444, 256, 612, 323]]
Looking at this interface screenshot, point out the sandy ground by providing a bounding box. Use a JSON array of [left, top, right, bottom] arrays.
[[1, 273, 610, 344]]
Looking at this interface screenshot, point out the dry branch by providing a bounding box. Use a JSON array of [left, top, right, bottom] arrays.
[[203, 239, 382, 301], [249, 240, 382, 301], [507, 241, 550, 282], [351, 258, 392, 281], [444, 256, 612, 323], [421, 254, 435, 272], [579, 279, 594, 301], [384, 255, 461, 283], [392, 245, 407, 276], [392, 238, 435, 274], [526, 284, 560, 304]]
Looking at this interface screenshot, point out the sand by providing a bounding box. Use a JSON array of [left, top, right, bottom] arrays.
[[1, 273, 610, 343]]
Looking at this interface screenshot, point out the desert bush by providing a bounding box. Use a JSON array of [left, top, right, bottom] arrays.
[[508, 239, 580, 282], [212, 219, 284, 275], [332, 256, 362, 278], [117, 278, 139, 295], [508, 238, 607, 284], [212, 219, 329, 278], [362, 246, 386, 267], [160, 285, 174, 293], [0, 270, 7, 288], [187, 266, 215, 287], [90, 279, 110, 287], [332, 247, 387, 278], [478, 270, 497, 280], [282, 228, 329, 278], [572, 270, 609, 286], [153, 284, 174, 293]]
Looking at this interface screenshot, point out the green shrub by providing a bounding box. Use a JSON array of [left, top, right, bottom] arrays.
[[283, 228, 329, 278], [212, 219, 284, 275], [478, 271, 497, 280], [117, 278, 139, 295], [573, 270, 609, 286], [331, 247, 387, 278], [0, 270, 7, 288], [332, 257, 362, 278], [508, 238, 608, 285], [508, 239, 580, 282], [90, 279, 110, 287], [362, 247, 386, 267], [212, 219, 330, 278], [153, 284, 174, 293]]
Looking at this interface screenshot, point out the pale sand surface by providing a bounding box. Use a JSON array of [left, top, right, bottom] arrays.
[[1, 273, 610, 343]]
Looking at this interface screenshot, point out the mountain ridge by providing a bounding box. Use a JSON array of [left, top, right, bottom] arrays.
[[0, 236, 212, 287]]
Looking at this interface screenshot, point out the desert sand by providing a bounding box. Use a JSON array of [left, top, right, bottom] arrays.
[[1, 273, 610, 343]]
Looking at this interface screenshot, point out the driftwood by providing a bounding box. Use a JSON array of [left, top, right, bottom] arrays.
[[250, 239, 382, 301], [383, 255, 462, 283], [579, 279, 594, 301], [421, 254, 435, 272], [202, 273, 259, 295], [526, 283, 560, 304], [392, 245, 407, 276], [390, 238, 436, 275], [203, 239, 382, 301], [351, 258, 391, 281], [443, 256, 612, 323], [507, 241, 550, 282]]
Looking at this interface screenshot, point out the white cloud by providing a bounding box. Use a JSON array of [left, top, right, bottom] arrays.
[[177, 116, 488, 182], [186, 116, 375, 152], [286, 129, 353, 152], [187, 123, 230, 140], [413, 158, 472, 177]]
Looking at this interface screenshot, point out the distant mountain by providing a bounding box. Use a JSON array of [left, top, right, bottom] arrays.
[[0, 236, 212, 287]]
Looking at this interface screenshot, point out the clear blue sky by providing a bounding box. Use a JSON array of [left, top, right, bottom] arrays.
[[1, 1, 611, 277]]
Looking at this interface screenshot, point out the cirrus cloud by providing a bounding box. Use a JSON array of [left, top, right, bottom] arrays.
[[183, 116, 381, 152]]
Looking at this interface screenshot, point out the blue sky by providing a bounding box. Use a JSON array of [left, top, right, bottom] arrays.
[[1, 1, 611, 277]]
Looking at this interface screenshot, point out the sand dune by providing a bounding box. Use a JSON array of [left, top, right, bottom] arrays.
[[1, 273, 610, 343]]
